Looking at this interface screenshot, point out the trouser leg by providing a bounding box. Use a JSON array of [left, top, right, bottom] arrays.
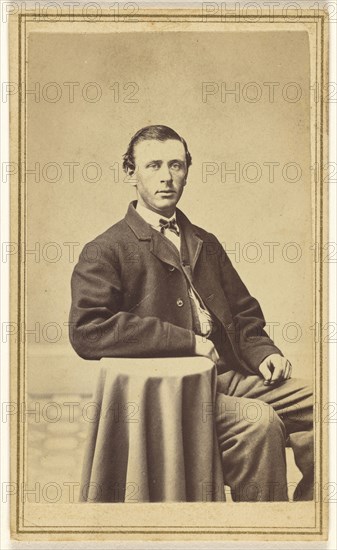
[[216, 371, 313, 501], [215, 391, 288, 501], [288, 431, 314, 501]]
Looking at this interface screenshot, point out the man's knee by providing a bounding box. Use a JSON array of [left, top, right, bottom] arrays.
[[248, 402, 286, 443], [216, 397, 286, 446], [279, 378, 313, 430]]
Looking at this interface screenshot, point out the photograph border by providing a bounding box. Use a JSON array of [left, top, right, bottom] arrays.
[[9, 7, 329, 540]]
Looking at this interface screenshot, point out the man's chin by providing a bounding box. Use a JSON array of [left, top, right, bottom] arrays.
[[143, 198, 177, 216], [155, 196, 178, 208]]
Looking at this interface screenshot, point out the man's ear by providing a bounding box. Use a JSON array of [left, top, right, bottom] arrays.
[[125, 167, 138, 187]]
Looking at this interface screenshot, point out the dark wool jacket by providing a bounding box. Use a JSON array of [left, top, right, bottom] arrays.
[[69, 201, 282, 374]]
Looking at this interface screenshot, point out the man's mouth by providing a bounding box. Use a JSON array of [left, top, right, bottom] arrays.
[[157, 190, 175, 195]]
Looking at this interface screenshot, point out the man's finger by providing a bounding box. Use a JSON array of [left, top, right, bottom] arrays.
[[259, 362, 272, 383], [269, 365, 284, 383], [285, 362, 292, 379]]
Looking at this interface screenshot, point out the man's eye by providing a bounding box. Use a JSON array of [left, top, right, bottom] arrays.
[[171, 163, 182, 171], [148, 163, 159, 170]]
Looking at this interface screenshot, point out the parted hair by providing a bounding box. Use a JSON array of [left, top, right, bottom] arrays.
[[122, 125, 192, 174]]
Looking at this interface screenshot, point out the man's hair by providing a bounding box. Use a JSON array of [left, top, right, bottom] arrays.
[[122, 125, 192, 174]]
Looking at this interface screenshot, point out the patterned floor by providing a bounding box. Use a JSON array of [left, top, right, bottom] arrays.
[[26, 393, 301, 503], [26, 393, 92, 503]]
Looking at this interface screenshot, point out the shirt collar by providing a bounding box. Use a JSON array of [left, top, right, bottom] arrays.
[[136, 202, 177, 230]]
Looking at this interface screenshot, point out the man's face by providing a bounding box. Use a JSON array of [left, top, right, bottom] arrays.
[[130, 139, 188, 217]]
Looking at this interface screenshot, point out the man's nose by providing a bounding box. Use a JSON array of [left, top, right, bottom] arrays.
[[160, 164, 173, 183]]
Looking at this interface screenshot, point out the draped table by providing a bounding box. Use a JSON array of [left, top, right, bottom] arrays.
[[80, 357, 224, 502]]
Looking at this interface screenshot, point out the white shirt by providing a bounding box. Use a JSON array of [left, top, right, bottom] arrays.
[[136, 203, 213, 337], [136, 202, 180, 250]]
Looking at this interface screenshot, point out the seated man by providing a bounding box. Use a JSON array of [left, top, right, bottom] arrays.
[[69, 125, 313, 502]]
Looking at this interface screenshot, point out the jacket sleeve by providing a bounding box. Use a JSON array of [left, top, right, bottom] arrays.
[[217, 239, 283, 373], [69, 241, 196, 360]]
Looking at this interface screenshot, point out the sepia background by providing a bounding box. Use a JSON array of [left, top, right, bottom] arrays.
[[25, 28, 311, 495]]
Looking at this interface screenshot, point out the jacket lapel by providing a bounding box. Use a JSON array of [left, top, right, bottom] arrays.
[[124, 201, 183, 271], [176, 208, 203, 272], [149, 231, 182, 271], [124, 201, 153, 241]]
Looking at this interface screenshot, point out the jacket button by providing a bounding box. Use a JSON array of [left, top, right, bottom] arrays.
[[168, 266, 175, 272], [176, 298, 184, 307]]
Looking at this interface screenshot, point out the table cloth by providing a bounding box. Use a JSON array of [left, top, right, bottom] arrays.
[[79, 357, 224, 502]]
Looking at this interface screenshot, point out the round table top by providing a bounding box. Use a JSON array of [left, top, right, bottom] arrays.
[[99, 356, 215, 378]]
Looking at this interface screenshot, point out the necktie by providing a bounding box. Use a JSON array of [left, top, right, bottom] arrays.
[[159, 218, 180, 237]]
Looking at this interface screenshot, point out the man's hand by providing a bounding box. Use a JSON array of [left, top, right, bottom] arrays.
[[258, 354, 292, 386], [194, 335, 220, 364]]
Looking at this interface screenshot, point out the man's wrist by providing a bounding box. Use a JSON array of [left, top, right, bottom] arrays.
[[195, 335, 208, 356]]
